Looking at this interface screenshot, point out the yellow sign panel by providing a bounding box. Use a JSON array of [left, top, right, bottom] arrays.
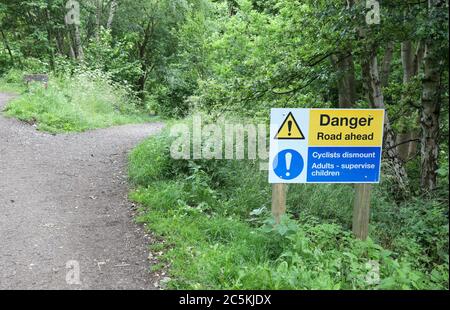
[[308, 109, 385, 146], [275, 112, 305, 140]]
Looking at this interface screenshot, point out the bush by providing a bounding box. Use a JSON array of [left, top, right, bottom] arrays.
[[84, 29, 143, 86]]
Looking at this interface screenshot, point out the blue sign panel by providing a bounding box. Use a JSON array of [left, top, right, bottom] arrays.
[[306, 147, 382, 183], [273, 149, 304, 180]]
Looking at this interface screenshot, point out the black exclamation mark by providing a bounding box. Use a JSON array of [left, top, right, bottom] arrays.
[[288, 120, 292, 136]]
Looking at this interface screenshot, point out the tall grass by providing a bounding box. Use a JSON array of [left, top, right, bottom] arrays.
[[2, 69, 152, 133], [0, 69, 26, 93]]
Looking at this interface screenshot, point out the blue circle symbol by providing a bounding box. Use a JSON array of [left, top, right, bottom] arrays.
[[273, 149, 304, 180]]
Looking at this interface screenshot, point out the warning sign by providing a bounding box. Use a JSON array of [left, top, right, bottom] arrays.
[[309, 110, 384, 146], [275, 112, 305, 140], [269, 108, 385, 184]]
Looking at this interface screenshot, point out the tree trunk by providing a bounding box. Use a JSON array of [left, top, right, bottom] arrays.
[[55, 30, 65, 55], [0, 29, 14, 66], [420, 44, 442, 192], [397, 132, 417, 161], [67, 31, 76, 60], [401, 41, 415, 83], [107, 0, 118, 29], [95, 0, 102, 39], [136, 19, 155, 100], [397, 41, 417, 161], [413, 41, 425, 76], [406, 42, 424, 161], [420, 48, 441, 192], [380, 42, 394, 88], [45, 9, 55, 71], [408, 132, 418, 158], [137, 70, 148, 99], [399, 40, 425, 162], [74, 24, 84, 61], [65, 24, 76, 60], [362, 46, 410, 195], [331, 0, 356, 109], [420, 0, 445, 192], [331, 52, 357, 108]]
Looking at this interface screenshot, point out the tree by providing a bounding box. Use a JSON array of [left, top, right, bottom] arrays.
[[362, 43, 410, 194], [107, 0, 118, 29], [420, 0, 449, 192]]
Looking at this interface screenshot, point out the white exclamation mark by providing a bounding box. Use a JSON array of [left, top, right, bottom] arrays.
[[285, 152, 292, 177]]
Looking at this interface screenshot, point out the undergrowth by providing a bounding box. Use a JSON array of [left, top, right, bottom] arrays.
[[1, 68, 153, 133], [129, 120, 449, 290]]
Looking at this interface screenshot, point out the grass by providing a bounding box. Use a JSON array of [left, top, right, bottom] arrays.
[[0, 82, 25, 94], [0, 68, 27, 94], [1, 70, 154, 133], [128, 121, 449, 290]]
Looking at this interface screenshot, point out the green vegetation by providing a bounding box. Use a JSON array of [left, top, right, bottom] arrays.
[[1, 0, 448, 291], [129, 125, 448, 289], [0, 69, 25, 93], [1, 68, 152, 133]]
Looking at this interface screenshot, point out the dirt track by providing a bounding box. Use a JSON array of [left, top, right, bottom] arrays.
[[0, 93, 163, 289]]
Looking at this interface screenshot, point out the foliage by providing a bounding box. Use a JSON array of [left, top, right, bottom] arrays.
[[0, 69, 25, 93], [129, 124, 449, 290], [84, 28, 143, 87], [3, 68, 151, 133]]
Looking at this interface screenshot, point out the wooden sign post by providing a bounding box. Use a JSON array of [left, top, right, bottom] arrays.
[[352, 184, 372, 240], [271, 184, 287, 225]]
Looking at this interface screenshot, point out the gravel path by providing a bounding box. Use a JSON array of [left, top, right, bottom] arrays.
[[0, 93, 163, 290]]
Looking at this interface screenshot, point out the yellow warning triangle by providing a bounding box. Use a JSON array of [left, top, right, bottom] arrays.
[[275, 112, 305, 140]]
